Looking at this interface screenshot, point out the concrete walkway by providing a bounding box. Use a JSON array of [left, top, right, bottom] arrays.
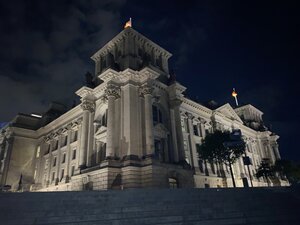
[[0, 187, 299, 225]]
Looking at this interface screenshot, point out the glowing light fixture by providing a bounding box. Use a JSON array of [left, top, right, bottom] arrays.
[[31, 113, 42, 118], [124, 18, 132, 29]]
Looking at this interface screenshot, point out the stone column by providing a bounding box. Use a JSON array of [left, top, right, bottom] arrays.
[[45, 140, 52, 186], [170, 99, 185, 162], [55, 135, 61, 184], [105, 84, 120, 158], [79, 99, 95, 169], [92, 121, 100, 165], [199, 119, 206, 138], [65, 126, 72, 182], [86, 110, 95, 167], [170, 109, 179, 162], [187, 113, 199, 168], [141, 85, 154, 156]]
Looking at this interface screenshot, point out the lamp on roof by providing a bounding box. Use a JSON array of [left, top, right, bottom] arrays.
[[124, 18, 132, 29]]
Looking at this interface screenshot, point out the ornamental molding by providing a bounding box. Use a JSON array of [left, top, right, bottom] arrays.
[[99, 68, 160, 84], [91, 28, 172, 60], [76, 86, 94, 99], [181, 98, 212, 115], [43, 119, 80, 143]]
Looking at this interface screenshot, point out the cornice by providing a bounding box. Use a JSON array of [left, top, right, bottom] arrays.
[[91, 28, 172, 60], [181, 98, 212, 116], [36, 105, 82, 137], [99, 67, 160, 84], [75, 86, 94, 99]]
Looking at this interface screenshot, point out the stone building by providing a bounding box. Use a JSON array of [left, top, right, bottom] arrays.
[[0, 27, 288, 192]]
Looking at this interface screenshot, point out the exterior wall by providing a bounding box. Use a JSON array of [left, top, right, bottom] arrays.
[[0, 129, 37, 191]]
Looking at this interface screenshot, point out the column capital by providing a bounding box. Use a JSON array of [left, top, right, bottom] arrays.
[[105, 83, 120, 99], [81, 99, 96, 112], [139, 85, 153, 97], [186, 112, 194, 120]]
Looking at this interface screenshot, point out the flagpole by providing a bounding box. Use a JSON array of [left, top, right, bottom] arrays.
[[234, 95, 239, 106], [232, 88, 239, 107]]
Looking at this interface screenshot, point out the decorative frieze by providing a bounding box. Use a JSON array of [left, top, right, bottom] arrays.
[[43, 119, 81, 143]]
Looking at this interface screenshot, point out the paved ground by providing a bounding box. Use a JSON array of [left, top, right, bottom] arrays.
[[0, 186, 299, 225]]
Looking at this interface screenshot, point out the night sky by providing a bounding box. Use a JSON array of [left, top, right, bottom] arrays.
[[0, 0, 299, 161]]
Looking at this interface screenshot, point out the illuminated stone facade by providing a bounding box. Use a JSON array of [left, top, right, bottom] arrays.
[[0, 28, 288, 191]]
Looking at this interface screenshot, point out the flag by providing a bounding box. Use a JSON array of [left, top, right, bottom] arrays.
[[124, 18, 132, 29]]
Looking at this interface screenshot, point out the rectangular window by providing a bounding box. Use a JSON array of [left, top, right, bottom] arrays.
[[61, 136, 67, 147], [53, 140, 58, 150], [71, 166, 75, 176], [193, 125, 199, 136], [52, 172, 55, 181], [45, 144, 50, 154], [205, 129, 209, 136], [198, 159, 204, 173], [72, 149, 76, 160], [62, 153, 66, 163], [53, 157, 57, 167], [61, 169, 64, 181], [73, 131, 78, 142], [158, 110, 162, 123], [152, 105, 158, 124]]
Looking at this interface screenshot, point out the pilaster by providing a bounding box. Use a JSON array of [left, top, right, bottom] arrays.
[[105, 83, 120, 158], [140, 83, 154, 156], [79, 98, 95, 169], [186, 113, 199, 168]]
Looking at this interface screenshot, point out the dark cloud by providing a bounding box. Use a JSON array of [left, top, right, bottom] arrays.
[[0, 0, 126, 120]]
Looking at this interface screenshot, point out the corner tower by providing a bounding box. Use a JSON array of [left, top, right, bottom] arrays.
[[72, 26, 193, 190]]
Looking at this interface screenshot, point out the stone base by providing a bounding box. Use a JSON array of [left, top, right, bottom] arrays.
[[36, 158, 194, 192]]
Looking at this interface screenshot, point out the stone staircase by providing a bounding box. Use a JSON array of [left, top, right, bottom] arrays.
[[0, 187, 299, 225]]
